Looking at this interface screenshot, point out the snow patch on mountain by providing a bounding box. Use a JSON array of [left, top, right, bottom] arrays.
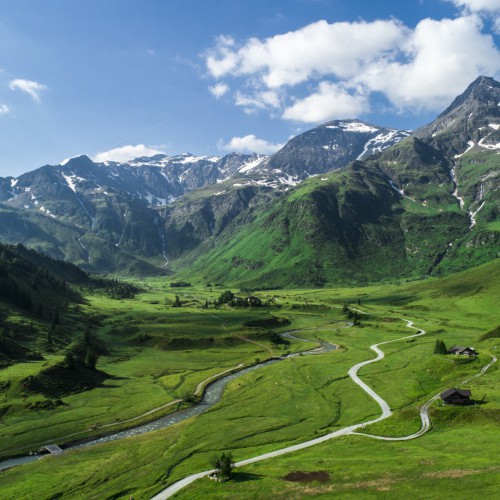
[[357, 130, 409, 160], [388, 179, 416, 202], [478, 135, 500, 150], [178, 154, 220, 165], [450, 164, 465, 210], [238, 156, 267, 174], [469, 201, 486, 229], [326, 121, 379, 133], [39, 206, 57, 218], [62, 173, 78, 192], [454, 141, 475, 158]]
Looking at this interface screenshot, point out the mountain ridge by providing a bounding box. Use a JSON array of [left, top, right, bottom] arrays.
[[0, 76, 498, 284]]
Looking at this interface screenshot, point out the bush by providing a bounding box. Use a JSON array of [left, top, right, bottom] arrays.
[[210, 452, 234, 481]]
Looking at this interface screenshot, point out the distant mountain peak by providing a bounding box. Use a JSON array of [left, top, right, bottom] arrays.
[[438, 75, 500, 119], [413, 76, 500, 155], [60, 154, 95, 168]]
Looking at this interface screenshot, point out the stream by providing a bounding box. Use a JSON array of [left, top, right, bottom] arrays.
[[0, 331, 337, 472]]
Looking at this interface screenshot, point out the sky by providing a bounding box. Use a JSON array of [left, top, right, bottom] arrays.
[[0, 0, 499, 177]]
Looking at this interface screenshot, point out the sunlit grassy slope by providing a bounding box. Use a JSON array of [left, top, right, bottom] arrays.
[[0, 259, 497, 499]]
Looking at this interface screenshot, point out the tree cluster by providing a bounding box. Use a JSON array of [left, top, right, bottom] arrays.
[[229, 296, 263, 308], [169, 281, 191, 288], [0, 273, 33, 310], [342, 303, 361, 325], [104, 279, 138, 299], [434, 339, 448, 355], [64, 347, 99, 370], [216, 290, 234, 305], [210, 452, 234, 481]]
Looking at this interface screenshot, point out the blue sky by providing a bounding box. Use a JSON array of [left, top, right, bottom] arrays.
[[0, 0, 499, 176]]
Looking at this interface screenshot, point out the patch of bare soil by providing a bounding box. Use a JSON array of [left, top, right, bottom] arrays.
[[345, 477, 394, 491], [282, 471, 330, 483], [423, 468, 495, 479]]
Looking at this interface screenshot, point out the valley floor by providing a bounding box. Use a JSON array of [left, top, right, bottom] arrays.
[[0, 261, 498, 499]]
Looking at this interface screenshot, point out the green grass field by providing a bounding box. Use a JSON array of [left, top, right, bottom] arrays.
[[0, 260, 498, 498]]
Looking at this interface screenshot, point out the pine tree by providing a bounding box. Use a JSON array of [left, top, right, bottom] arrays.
[[434, 339, 447, 354], [434, 339, 440, 354], [85, 348, 98, 369], [439, 340, 448, 354], [211, 452, 234, 480]]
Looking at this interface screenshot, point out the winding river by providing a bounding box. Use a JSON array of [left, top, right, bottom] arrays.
[[0, 329, 337, 472]]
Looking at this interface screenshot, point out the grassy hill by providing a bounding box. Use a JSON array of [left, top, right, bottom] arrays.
[[0, 260, 497, 498]]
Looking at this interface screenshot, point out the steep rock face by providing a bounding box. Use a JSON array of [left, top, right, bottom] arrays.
[[414, 76, 500, 157], [161, 184, 279, 259], [175, 78, 500, 286], [375, 137, 455, 206], [181, 163, 411, 287], [0, 77, 498, 282], [0, 118, 408, 274], [267, 119, 409, 178], [0, 177, 15, 202], [410, 76, 500, 268]]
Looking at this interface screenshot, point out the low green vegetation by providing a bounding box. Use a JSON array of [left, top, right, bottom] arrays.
[[0, 259, 497, 499]]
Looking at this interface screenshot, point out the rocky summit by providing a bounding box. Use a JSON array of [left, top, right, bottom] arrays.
[[0, 77, 498, 286]]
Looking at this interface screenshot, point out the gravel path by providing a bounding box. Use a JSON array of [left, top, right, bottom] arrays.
[[151, 320, 497, 499], [151, 319, 428, 499]]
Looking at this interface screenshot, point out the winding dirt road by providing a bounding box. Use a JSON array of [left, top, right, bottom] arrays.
[[151, 320, 497, 499]]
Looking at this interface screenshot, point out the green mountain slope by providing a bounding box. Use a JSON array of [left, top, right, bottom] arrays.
[[0, 242, 91, 364], [173, 159, 462, 287], [167, 79, 499, 288]]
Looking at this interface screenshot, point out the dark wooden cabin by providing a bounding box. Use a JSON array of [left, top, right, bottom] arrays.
[[447, 346, 478, 357], [440, 388, 472, 405]]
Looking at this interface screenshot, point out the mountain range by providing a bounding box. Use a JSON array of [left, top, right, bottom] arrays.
[[0, 76, 498, 286]]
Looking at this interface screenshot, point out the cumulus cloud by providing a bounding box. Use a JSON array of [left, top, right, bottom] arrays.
[[204, 14, 500, 123], [283, 82, 368, 122], [9, 79, 47, 102], [359, 15, 500, 111], [209, 82, 229, 98], [235, 89, 282, 111], [206, 19, 406, 87], [218, 134, 284, 154], [206, 35, 238, 78], [93, 144, 166, 163], [495, 16, 500, 33], [446, 0, 500, 12], [0, 104, 10, 114]]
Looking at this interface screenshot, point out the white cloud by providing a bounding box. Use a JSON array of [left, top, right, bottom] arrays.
[[93, 144, 166, 163], [359, 15, 500, 111], [495, 16, 500, 33], [206, 35, 239, 78], [207, 19, 406, 87], [283, 82, 368, 122], [218, 134, 283, 154], [446, 0, 500, 12], [9, 79, 47, 102], [204, 14, 500, 123], [235, 89, 281, 111], [209, 82, 229, 98], [0, 104, 10, 114]]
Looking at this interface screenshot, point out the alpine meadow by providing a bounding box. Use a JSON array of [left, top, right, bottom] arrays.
[[0, 2, 499, 499]]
